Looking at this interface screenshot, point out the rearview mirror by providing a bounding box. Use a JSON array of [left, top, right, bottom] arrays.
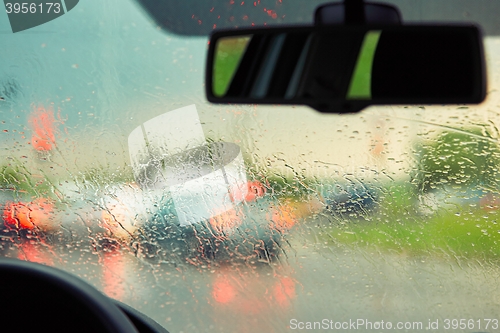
[[206, 25, 486, 113]]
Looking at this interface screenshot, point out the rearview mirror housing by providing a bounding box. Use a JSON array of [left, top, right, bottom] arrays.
[[206, 25, 486, 113]]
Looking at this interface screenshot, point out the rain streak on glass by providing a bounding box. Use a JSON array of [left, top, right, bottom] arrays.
[[1, 0, 500, 332]]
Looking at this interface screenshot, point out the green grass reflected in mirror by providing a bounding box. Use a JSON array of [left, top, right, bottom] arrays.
[[213, 36, 251, 97]]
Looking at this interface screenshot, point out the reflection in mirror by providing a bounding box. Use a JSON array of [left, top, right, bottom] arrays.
[[213, 36, 251, 97], [207, 25, 485, 112]]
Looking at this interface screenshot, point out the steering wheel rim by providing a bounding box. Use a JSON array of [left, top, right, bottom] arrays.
[[0, 258, 139, 333]]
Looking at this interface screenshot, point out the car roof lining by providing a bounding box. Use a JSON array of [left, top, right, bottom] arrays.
[[132, 0, 500, 36]]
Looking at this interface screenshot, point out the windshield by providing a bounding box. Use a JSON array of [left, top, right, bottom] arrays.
[[1, 1, 500, 332]]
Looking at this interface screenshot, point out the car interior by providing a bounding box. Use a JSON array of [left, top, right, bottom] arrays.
[[1, 0, 500, 332]]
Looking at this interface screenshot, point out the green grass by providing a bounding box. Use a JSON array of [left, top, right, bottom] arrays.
[[213, 36, 251, 97], [331, 212, 500, 257], [347, 30, 381, 99], [321, 183, 500, 260], [0, 163, 54, 199], [0, 163, 134, 202]]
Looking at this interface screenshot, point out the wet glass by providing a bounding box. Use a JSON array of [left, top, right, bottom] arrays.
[[1, 0, 500, 332]]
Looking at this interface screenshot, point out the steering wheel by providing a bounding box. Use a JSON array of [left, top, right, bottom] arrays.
[[0, 259, 168, 333]]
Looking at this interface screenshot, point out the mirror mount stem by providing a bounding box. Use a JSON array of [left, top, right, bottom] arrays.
[[315, 0, 402, 26], [344, 0, 366, 25]]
